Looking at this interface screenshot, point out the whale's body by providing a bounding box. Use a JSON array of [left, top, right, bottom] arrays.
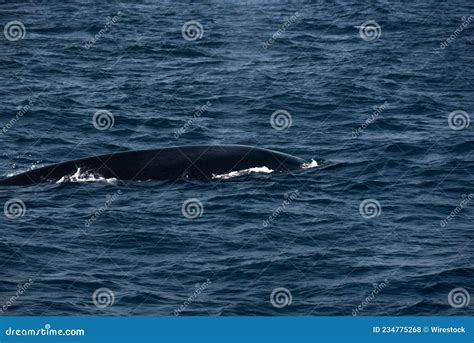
[[0, 145, 306, 186]]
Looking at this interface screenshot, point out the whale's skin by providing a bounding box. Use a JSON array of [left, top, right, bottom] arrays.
[[0, 145, 305, 186]]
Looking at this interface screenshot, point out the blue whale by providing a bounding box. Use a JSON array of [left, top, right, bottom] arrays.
[[0, 145, 307, 185]]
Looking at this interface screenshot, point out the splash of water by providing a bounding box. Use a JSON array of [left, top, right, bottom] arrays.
[[212, 166, 274, 180], [56, 168, 117, 184], [301, 159, 318, 169]]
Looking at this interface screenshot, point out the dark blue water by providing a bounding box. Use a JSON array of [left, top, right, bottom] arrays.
[[0, 1, 473, 316]]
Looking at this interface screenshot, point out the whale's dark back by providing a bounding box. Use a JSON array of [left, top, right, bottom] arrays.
[[0, 145, 305, 186]]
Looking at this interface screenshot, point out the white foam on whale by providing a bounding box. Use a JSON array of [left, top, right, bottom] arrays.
[[301, 159, 318, 169], [212, 160, 318, 180], [56, 168, 117, 184], [212, 166, 274, 180]]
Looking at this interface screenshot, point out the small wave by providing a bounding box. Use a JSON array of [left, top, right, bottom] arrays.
[[212, 167, 273, 180], [56, 168, 117, 184], [301, 159, 318, 169], [6, 162, 44, 178]]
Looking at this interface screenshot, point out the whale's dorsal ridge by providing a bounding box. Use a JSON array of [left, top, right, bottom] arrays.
[[0, 145, 306, 186]]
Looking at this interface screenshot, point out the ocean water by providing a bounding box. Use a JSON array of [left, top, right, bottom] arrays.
[[0, 0, 473, 316]]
